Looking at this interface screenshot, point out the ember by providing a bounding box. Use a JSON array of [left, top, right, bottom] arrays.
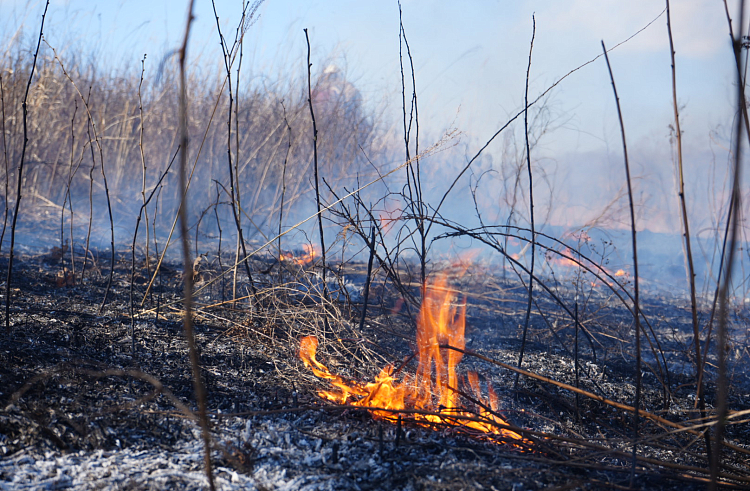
[[300, 273, 524, 443]]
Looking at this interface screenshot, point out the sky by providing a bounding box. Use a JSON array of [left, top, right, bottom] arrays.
[[1, 1, 740, 144], [0, 0, 746, 239]]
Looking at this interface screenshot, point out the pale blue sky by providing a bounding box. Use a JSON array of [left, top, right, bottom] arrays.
[[0, 0, 745, 234], [1, 1, 738, 143]]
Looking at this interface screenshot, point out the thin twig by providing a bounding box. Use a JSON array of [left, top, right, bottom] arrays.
[[516, 14, 536, 389], [711, 0, 745, 487], [601, 39, 642, 484], [304, 28, 329, 305], [425, 8, 667, 238], [398, 1, 426, 287], [62, 102, 79, 279], [359, 225, 376, 332], [278, 100, 292, 286], [211, 0, 257, 301], [130, 147, 178, 356], [665, 0, 710, 460], [138, 54, 151, 277], [0, 73, 9, 254], [177, 3, 215, 489], [5, 0, 49, 332]]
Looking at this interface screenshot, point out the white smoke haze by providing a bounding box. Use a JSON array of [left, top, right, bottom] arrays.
[[0, 0, 748, 297]]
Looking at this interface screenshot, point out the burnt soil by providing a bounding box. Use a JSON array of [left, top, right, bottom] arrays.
[[1, 248, 749, 490]]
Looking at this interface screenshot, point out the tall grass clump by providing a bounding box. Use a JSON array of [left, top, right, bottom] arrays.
[[0, 29, 389, 271]]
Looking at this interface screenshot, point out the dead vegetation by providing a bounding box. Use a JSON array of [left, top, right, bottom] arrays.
[[1, 1, 749, 490]]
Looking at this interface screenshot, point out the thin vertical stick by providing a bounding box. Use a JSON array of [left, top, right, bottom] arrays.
[[709, 3, 750, 371], [573, 298, 581, 422], [516, 15, 536, 388], [0, 73, 9, 254], [665, 0, 711, 459], [359, 225, 377, 332], [138, 54, 151, 277], [178, 3, 215, 489], [278, 100, 291, 285], [304, 28, 329, 303], [130, 148, 178, 356], [151, 187, 163, 321], [5, 0, 49, 332], [62, 102, 78, 278], [398, 1, 425, 286], [601, 40, 642, 483], [96, 120, 117, 314], [45, 39, 116, 312], [81, 88, 95, 281], [711, 1, 745, 487], [139, 82, 225, 307], [214, 185, 225, 302], [210, 0, 256, 301]]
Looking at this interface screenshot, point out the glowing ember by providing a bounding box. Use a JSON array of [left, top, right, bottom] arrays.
[[280, 243, 318, 266], [299, 274, 524, 443]]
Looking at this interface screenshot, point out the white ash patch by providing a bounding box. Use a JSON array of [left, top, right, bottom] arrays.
[[1, 409, 518, 490], [0, 440, 258, 490], [0, 411, 434, 490]]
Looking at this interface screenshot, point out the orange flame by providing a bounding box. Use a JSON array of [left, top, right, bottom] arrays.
[[547, 247, 579, 269], [299, 274, 524, 443], [280, 243, 319, 266]]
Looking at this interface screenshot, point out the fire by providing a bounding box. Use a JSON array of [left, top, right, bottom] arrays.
[[280, 243, 318, 266], [547, 247, 579, 269], [299, 274, 524, 443]]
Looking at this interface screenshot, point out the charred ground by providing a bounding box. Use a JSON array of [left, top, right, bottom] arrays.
[[0, 246, 748, 490]]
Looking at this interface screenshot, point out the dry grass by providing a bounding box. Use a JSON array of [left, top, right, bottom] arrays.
[[1, 8, 750, 490]]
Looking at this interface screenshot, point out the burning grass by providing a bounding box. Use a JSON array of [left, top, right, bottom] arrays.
[[299, 272, 526, 446]]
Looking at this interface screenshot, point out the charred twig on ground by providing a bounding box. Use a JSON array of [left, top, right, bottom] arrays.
[[8, 362, 198, 423]]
